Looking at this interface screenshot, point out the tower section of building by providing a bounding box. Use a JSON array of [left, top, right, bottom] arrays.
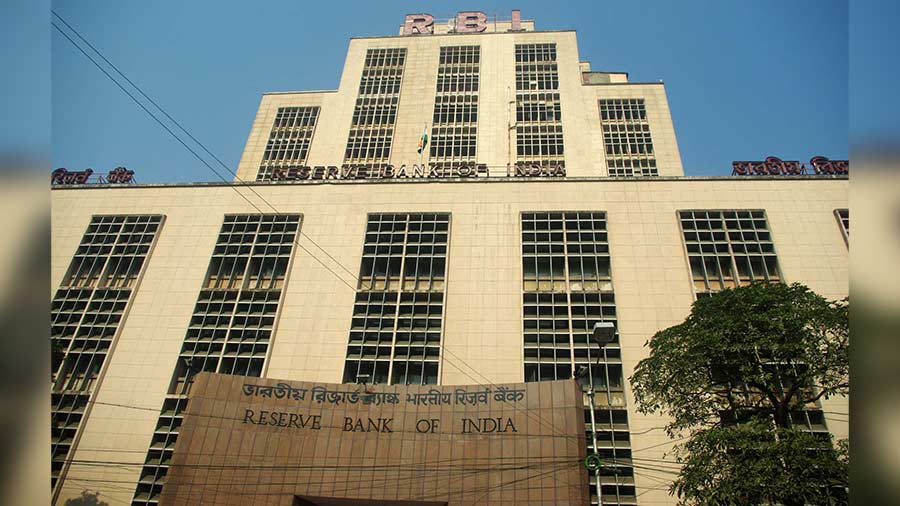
[[235, 22, 683, 182]]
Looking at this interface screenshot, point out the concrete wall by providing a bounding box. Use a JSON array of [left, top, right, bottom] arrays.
[[235, 30, 684, 182], [51, 177, 847, 505]]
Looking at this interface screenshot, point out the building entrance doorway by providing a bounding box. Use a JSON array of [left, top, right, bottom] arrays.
[[294, 496, 447, 506]]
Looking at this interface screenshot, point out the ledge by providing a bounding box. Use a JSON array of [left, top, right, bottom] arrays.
[[262, 90, 338, 96], [350, 29, 575, 40], [582, 81, 664, 86], [50, 175, 849, 191]]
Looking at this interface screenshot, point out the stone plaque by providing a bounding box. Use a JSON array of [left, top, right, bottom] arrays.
[[160, 373, 587, 505]]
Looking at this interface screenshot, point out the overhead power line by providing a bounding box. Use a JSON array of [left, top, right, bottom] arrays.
[[51, 11, 363, 293], [50, 13, 663, 494], [60, 461, 582, 503], [52, 9, 368, 289]]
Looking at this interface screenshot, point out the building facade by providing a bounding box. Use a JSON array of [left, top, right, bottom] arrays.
[[50, 10, 849, 506]]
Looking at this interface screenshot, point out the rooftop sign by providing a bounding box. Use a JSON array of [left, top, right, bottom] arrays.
[[732, 156, 849, 176], [51, 166, 136, 185], [403, 9, 524, 35]]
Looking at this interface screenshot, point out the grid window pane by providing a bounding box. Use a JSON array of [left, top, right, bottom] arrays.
[[521, 211, 635, 505], [256, 106, 320, 181], [344, 49, 407, 163], [131, 214, 300, 506], [678, 211, 826, 437], [51, 215, 163, 492], [679, 210, 781, 296], [599, 99, 658, 177], [344, 213, 450, 386], [835, 208, 849, 246], [429, 46, 480, 171], [515, 44, 564, 167]]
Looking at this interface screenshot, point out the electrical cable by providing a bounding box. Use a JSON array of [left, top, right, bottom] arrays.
[[51, 17, 362, 293], [50, 11, 638, 451], [59, 460, 577, 494], [66, 393, 652, 445], [50, 12, 703, 502], [66, 457, 569, 498], [52, 9, 373, 291]]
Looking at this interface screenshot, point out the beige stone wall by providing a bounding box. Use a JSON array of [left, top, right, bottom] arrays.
[[51, 177, 847, 505], [235, 91, 336, 182], [582, 83, 684, 176], [235, 30, 684, 182]]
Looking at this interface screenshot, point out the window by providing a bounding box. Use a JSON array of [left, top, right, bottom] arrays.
[[256, 106, 320, 181], [131, 214, 300, 506], [352, 97, 399, 126], [679, 210, 781, 296], [51, 215, 163, 491], [515, 43, 559, 90], [521, 212, 635, 505], [62, 215, 161, 289], [344, 48, 407, 163], [429, 126, 477, 158], [678, 211, 827, 437], [516, 93, 561, 122], [835, 208, 849, 246], [599, 99, 658, 177], [50, 394, 88, 490], [515, 44, 564, 167], [436, 45, 479, 92], [343, 213, 450, 386], [432, 95, 478, 124], [429, 46, 480, 172], [516, 123, 564, 157]]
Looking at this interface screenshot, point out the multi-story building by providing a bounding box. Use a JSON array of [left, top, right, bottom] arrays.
[[50, 10, 848, 506]]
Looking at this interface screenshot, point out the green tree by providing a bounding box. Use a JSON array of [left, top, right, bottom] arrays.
[[64, 490, 109, 506], [630, 283, 849, 505]]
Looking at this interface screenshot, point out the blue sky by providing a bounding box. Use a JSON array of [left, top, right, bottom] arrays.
[[49, 0, 850, 182]]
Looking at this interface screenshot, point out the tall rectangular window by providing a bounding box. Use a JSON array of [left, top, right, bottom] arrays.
[[256, 106, 320, 181], [515, 44, 564, 166], [131, 214, 300, 506], [599, 99, 658, 177], [344, 48, 407, 164], [429, 46, 480, 175], [343, 213, 449, 386], [521, 212, 635, 505], [678, 210, 827, 435], [679, 210, 781, 297], [51, 215, 163, 492], [835, 208, 849, 246]]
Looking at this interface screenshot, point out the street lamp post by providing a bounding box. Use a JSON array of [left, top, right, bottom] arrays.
[[576, 321, 616, 506]]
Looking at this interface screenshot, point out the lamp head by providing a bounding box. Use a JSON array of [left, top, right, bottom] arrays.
[[592, 322, 616, 347]]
